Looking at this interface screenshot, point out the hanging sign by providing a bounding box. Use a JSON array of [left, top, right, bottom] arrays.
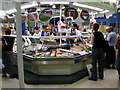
[[27, 12, 38, 22], [80, 10, 89, 21], [39, 9, 53, 22], [64, 8, 78, 19], [21, 14, 27, 23], [2, 16, 8, 23], [8, 16, 15, 23]]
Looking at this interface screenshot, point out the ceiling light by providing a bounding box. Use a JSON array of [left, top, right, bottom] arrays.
[[5, 9, 17, 15], [73, 2, 104, 12], [62, 5, 65, 9], [52, 5, 56, 9], [0, 10, 6, 18], [4, 2, 38, 15], [41, 2, 70, 5], [21, 2, 38, 9], [100, 10, 109, 14]]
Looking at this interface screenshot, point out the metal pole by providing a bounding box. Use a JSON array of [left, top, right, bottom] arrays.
[[15, 2, 25, 88], [59, 5, 62, 45]]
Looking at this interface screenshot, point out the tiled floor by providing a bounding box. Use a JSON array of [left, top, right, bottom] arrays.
[[1, 69, 120, 88]]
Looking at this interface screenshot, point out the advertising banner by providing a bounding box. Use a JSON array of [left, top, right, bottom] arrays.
[[64, 8, 78, 19], [39, 9, 53, 22]]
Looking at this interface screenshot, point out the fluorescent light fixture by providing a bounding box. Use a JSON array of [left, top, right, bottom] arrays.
[[21, 2, 38, 9], [4, 1, 38, 15], [5, 9, 17, 15], [108, 0, 117, 3], [73, 2, 104, 12], [100, 10, 109, 14], [0, 10, 7, 18], [89, 12, 98, 15], [40, 2, 69, 5]]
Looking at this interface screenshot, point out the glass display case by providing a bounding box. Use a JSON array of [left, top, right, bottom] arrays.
[[13, 35, 92, 75]]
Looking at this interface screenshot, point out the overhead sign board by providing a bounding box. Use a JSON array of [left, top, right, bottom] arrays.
[[39, 9, 53, 22]]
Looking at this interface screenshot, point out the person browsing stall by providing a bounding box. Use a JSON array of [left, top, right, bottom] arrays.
[[89, 23, 105, 81], [2, 28, 16, 78]]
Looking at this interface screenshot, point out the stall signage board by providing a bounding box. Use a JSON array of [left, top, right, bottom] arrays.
[[2, 16, 8, 23], [8, 17, 15, 23], [39, 9, 53, 22], [64, 8, 78, 19], [80, 10, 89, 21], [27, 12, 38, 22]]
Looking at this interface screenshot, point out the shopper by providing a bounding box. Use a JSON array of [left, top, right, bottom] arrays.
[[106, 26, 116, 69], [114, 33, 120, 80], [89, 23, 105, 81], [33, 27, 41, 37], [2, 28, 16, 78]]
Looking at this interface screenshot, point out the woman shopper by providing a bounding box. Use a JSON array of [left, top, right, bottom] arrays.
[[89, 23, 105, 81], [2, 28, 15, 78], [114, 33, 120, 80]]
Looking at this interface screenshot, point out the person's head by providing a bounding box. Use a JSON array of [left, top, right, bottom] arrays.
[[93, 23, 99, 31], [73, 23, 78, 29], [34, 27, 39, 34], [5, 28, 11, 35], [83, 28, 87, 32], [78, 25, 82, 31], [106, 26, 113, 33]]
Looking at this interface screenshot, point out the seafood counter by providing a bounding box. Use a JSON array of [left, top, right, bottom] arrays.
[[13, 35, 92, 75]]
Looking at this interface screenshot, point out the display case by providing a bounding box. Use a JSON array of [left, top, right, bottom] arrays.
[[13, 35, 92, 76]]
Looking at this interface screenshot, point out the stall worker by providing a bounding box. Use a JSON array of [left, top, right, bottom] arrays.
[[71, 23, 81, 36], [33, 27, 41, 37]]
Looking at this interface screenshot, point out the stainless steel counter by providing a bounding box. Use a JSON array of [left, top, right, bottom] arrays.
[[13, 53, 92, 75]]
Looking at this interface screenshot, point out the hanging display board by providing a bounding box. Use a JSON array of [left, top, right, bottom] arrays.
[[8, 16, 15, 23], [21, 14, 27, 23], [64, 8, 78, 19], [2, 16, 8, 23], [27, 12, 38, 22], [39, 9, 53, 22], [80, 10, 89, 21]]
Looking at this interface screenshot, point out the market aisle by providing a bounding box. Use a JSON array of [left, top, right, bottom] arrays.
[[1, 69, 119, 88], [63, 69, 118, 88]]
